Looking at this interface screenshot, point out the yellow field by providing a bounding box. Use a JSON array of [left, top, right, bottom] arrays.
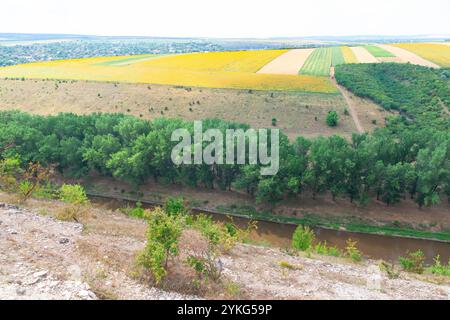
[[393, 43, 450, 67], [0, 50, 338, 93], [341, 46, 358, 63]]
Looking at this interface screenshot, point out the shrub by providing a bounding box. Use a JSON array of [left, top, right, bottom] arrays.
[[0, 157, 21, 191], [127, 201, 145, 218], [427, 255, 450, 277], [399, 250, 425, 274], [186, 251, 222, 281], [314, 241, 342, 257], [137, 208, 183, 283], [19, 162, 50, 202], [292, 225, 315, 251], [379, 261, 400, 279], [345, 239, 362, 262], [59, 184, 89, 205], [279, 260, 303, 270], [271, 118, 277, 126], [164, 197, 188, 216], [326, 111, 339, 127], [189, 214, 238, 252]]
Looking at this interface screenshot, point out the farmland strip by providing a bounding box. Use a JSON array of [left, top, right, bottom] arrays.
[[257, 49, 314, 75]]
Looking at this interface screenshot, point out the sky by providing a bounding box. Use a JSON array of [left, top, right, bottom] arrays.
[[1, 0, 450, 38]]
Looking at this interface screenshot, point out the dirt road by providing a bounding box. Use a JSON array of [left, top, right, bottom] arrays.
[[331, 67, 364, 133]]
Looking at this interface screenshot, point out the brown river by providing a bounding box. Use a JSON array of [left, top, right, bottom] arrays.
[[91, 196, 450, 264]]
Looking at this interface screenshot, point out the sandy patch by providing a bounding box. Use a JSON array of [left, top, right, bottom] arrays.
[[257, 49, 314, 75], [350, 47, 378, 63], [377, 45, 440, 68]]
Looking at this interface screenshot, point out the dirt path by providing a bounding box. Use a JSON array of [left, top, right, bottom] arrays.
[[256, 49, 314, 75], [377, 45, 440, 68], [330, 67, 364, 133]]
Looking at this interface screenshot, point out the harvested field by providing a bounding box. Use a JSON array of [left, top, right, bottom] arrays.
[[377, 44, 440, 68], [350, 47, 378, 63], [0, 78, 367, 140], [341, 46, 358, 63], [257, 49, 314, 75], [392, 43, 450, 67]]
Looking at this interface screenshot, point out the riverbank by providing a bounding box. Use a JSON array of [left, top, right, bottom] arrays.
[[77, 177, 450, 243], [1, 196, 449, 300]]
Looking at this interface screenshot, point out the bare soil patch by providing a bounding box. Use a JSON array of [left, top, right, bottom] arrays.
[[377, 45, 440, 68], [350, 47, 378, 63], [257, 49, 314, 75]]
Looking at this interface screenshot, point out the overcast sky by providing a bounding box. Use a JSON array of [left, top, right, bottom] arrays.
[[1, 0, 450, 38]]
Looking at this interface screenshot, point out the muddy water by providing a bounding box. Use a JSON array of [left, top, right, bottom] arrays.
[[91, 196, 450, 264]]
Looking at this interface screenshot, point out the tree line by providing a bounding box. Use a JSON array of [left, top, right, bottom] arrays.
[[0, 109, 447, 208], [0, 63, 449, 209]]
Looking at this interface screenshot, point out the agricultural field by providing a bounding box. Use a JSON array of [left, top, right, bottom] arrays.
[[299, 47, 346, 76], [0, 50, 338, 93], [393, 43, 450, 67], [363, 45, 395, 58], [341, 46, 358, 63], [331, 47, 345, 66]]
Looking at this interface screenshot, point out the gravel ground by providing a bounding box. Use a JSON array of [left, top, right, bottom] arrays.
[[0, 202, 196, 300], [0, 200, 449, 300]]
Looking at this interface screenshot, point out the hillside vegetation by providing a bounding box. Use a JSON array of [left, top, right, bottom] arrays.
[[335, 63, 450, 130]]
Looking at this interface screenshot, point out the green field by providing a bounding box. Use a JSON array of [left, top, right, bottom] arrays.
[[363, 45, 395, 58], [299, 48, 332, 76], [331, 47, 345, 66], [299, 47, 345, 76]]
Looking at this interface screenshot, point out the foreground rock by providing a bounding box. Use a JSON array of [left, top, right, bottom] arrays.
[[0, 202, 196, 300], [0, 199, 448, 300]]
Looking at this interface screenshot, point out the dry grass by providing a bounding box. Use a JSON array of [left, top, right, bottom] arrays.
[[0, 78, 359, 140]]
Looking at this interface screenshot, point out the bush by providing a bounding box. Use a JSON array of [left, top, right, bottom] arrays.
[[314, 241, 342, 257], [292, 225, 315, 251], [345, 239, 362, 262], [59, 184, 89, 205], [137, 208, 183, 283], [164, 197, 188, 216], [127, 201, 145, 218], [379, 261, 400, 279], [427, 255, 450, 277], [326, 111, 339, 127], [399, 250, 425, 274], [271, 118, 277, 126]]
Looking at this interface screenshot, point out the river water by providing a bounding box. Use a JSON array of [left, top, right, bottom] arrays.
[[91, 196, 450, 264]]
